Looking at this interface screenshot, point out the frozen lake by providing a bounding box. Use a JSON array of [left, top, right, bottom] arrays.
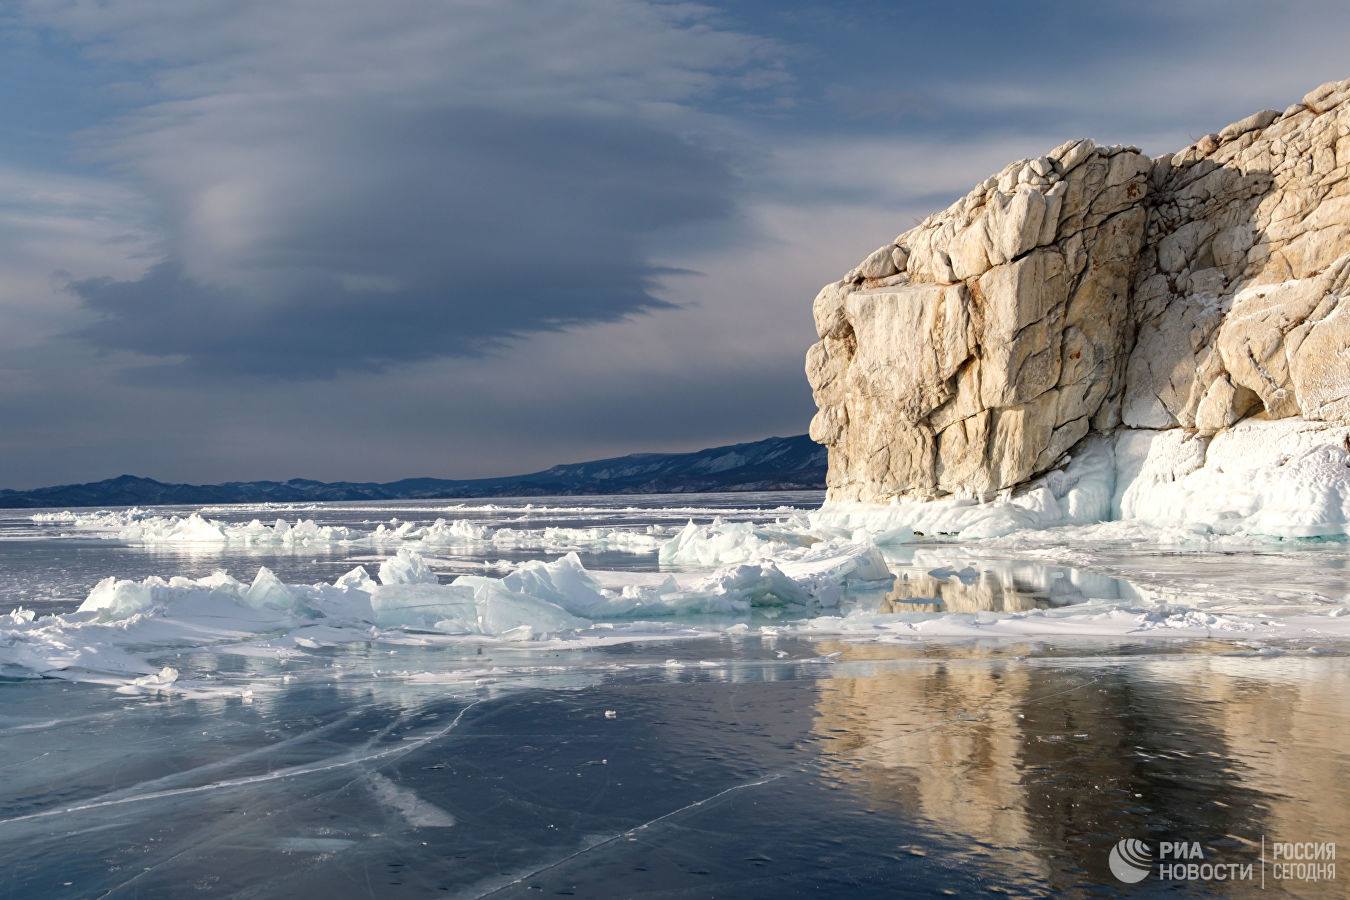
[[1, 493, 1348, 896]]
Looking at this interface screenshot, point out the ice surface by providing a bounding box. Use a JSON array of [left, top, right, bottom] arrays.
[[658, 518, 812, 566], [812, 418, 1350, 541], [44, 510, 363, 545], [1, 636, 1346, 897], [63, 424, 1349, 566], [41, 508, 670, 554], [374, 518, 668, 552], [377, 548, 439, 585], [1115, 418, 1350, 537], [5, 489, 1350, 896], [8, 534, 1349, 692], [0, 537, 896, 687], [11, 469, 1350, 694]]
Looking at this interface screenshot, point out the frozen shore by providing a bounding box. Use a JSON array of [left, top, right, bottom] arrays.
[[6, 479, 1350, 693]]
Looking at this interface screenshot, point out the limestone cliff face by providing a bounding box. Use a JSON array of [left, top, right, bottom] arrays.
[[1124, 82, 1350, 434], [808, 78, 1350, 503]]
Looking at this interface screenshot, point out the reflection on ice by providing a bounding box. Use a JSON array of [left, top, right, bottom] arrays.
[[7, 493, 1350, 894], [1, 637, 1346, 897], [811, 643, 1350, 891], [877, 552, 1131, 614]]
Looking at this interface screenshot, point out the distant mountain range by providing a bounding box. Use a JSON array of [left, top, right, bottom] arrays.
[[0, 435, 825, 509]]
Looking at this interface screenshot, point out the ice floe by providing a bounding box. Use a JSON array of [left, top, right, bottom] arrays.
[[657, 518, 813, 566], [0, 542, 894, 687], [35, 509, 361, 545], [35, 508, 670, 554], [370, 518, 668, 552]]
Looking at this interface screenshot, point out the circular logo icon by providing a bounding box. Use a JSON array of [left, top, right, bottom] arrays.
[[1109, 839, 1153, 883]]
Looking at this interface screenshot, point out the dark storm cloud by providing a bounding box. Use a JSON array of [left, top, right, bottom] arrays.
[[70, 105, 733, 376]]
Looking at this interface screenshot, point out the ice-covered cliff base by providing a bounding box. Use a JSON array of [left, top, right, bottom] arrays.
[[811, 417, 1350, 542]]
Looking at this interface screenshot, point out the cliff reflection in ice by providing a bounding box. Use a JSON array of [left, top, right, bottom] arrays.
[[810, 644, 1350, 890], [875, 546, 1130, 614]]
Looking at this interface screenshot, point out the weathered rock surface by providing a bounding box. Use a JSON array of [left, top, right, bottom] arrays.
[[809, 78, 1350, 503]]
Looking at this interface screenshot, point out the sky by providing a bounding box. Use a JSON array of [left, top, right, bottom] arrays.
[[2, 1, 1349, 488]]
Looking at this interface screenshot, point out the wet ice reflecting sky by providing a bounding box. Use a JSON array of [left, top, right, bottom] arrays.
[[1, 494, 1348, 896], [2, 639, 1347, 897]]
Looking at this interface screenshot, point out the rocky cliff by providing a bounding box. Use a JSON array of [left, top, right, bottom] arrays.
[[808, 78, 1350, 516]]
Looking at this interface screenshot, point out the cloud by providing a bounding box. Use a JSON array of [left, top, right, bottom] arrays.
[[69, 104, 739, 376], [5, 0, 1350, 486], [0, 165, 156, 355], [21, 0, 782, 377]]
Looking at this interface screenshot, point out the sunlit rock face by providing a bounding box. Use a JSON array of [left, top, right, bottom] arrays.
[[807, 144, 1151, 501], [1125, 82, 1350, 434], [809, 78, 1350, 503]]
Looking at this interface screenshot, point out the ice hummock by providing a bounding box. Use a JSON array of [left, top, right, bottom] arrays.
[[0, 542, 894, 688], [658, 518, 815, 566], [37, 508, 671, 553], [59, 510, 362, 545]]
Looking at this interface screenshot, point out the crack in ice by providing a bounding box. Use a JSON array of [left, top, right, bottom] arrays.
[[0, 698, 484, 829], [470, 771, 786, 899]]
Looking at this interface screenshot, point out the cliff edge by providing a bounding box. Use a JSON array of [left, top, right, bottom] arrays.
[[807, 78, 1350, 537]]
